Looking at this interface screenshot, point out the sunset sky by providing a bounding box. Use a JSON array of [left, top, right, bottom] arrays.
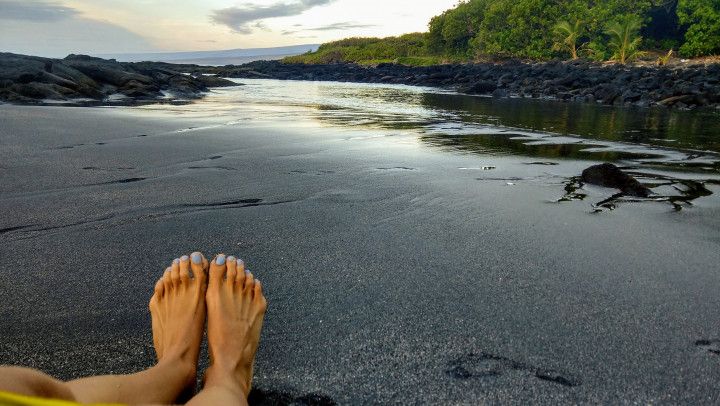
[[0, 0, 459, 57]]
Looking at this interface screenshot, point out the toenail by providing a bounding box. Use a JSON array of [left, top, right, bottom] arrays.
[[191, 253, 202, 264], [216, 254, 226, 265], [227, 255, 236, 262], [173, 258, 180, 264], [245, 269, 250, 274], [180, 255, 189, 261]]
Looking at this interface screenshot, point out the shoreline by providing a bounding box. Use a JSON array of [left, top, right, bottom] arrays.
[[5, 53, 720, 111], [3, 52, 720, 110], [204, 60, 720, 110]]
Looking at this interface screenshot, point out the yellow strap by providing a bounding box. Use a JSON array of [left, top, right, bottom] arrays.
[[0, 390, 123, 406]]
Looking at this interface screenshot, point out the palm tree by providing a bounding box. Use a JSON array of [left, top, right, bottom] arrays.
[[605, 16, 645, 64], [553, 20, 583, 60]]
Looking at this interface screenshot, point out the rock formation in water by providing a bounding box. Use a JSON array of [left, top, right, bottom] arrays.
[[0, 53, 236, 104], [581, 163, 652, 197]]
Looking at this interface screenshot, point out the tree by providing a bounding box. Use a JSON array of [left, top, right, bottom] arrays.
[[677, 0, 720, 57], [553, 19, 583, 59], [605, 15, 646, 63]]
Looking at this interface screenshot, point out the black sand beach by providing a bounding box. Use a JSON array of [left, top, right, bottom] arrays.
[[1, 80, 720, 403]]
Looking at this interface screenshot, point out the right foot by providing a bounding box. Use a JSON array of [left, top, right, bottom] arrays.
[[204, 254, 267, 398], [148, 252, 209, 388]]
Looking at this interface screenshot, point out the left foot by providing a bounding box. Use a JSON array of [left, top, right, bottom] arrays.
[[149, 252, 209, 387]]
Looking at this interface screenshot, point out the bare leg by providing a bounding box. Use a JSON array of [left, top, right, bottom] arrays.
[[188, 255, 267, 406], [0, 252, 209, 405]]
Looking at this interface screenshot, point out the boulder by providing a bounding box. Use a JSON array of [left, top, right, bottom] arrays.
[[581, 163, 652, 197]]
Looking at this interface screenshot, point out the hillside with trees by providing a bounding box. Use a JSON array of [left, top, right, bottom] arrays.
[[285, 0, 720, 65]]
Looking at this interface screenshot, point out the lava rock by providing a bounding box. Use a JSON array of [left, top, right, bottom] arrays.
[[581, 163, 652, 197]]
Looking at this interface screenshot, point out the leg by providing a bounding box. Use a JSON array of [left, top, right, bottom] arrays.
[[187, 255, 267, 406], [0, 366, 75, 400], [0, 253, 209, 405]]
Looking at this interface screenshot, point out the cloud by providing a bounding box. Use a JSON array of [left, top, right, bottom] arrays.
[[1, 16, 156, 57], [210, 0, 334, 34], [0, 0, 79, 21], [282, 21, 377, 35]]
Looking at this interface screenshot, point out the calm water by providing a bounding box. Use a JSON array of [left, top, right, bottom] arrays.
[[148, 79, 720, 168], [135, 78, 720, 210]]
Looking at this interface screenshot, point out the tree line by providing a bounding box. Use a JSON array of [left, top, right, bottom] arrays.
[[428, 0, 719, 60], [285, 0, 719, 65]]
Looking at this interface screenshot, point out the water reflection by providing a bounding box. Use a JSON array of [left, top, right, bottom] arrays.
[[418, 93, 720, 153], [139, 79, 720, 210]]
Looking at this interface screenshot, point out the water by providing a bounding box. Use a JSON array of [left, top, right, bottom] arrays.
[[134, 78, 720, 210]]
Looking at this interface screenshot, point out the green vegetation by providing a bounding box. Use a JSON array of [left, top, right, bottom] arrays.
[[283, 34, 445, 65], [553, 20, 583, 60], [606, 16, 646, 64], [285, 0, 719, 66], [677, 0, 720, 57]]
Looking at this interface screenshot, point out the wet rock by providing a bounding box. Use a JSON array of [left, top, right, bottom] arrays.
[[0, 52, 235, 104], [459, 80, 496, 94], [581, 163, 652, 197], [492, 88, 509, 98], [212, 60, 720, 109]]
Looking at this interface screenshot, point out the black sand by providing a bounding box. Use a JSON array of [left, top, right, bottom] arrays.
[[1, 102, 719, 404]]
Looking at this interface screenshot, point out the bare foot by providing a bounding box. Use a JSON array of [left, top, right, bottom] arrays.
[[148, 252, 209, 389], [204, 254, 267, 399]]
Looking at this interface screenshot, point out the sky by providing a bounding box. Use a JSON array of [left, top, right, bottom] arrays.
[[0, 0, 459, 57]]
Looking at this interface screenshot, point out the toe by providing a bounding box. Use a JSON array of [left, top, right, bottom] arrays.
[[170, 258, 181, 286], [254, 280, 267, 311], [154, 278, 165, 297], [209, 254, 227, 286], [243, 270, 254, 292], [162, 267, 173, 290], [226, 256, 238, 282], [149, 278, 164, 309], [179, 255, 191, 282], [190, 252, 208, 282], [235, 260, 246, 286]]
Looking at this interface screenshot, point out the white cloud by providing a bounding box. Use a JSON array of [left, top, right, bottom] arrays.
[[211, 0, 335, 34]]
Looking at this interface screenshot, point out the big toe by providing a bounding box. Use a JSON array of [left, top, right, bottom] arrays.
[[190, 252, 208, 282]]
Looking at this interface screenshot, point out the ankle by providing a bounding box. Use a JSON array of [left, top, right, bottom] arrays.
[[157, 354, 198, 386], [204, 364, 249, 398]]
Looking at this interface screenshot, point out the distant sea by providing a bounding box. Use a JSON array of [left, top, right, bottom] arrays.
[[97, 44, 320, 66]]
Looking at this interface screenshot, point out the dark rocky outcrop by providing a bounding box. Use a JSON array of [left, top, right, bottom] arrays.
[[0, 53, 236, 105], [202, 59, 720, 110], [4, 52, 720, 109], [581, 163, 652, 197]]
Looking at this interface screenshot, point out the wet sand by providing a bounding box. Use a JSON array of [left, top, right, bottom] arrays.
[[1, 102, 720, 404]]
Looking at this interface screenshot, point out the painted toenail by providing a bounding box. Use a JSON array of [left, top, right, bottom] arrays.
[[227, 256, 236, 262], [245, 269, 250, 274], [216, 255, 226, 265], [180, 255, 189, 261], [191, 253, 201, 264], [173, 258, 180, 264]]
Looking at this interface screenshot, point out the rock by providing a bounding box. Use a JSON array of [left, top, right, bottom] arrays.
[[581, 163, 652, 197], [594, 84, 622, 104], [657, 94, 692, 106], [492, 88, 508, 98], [459, 80, 496, 94], [0, 52, 235, 104]]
